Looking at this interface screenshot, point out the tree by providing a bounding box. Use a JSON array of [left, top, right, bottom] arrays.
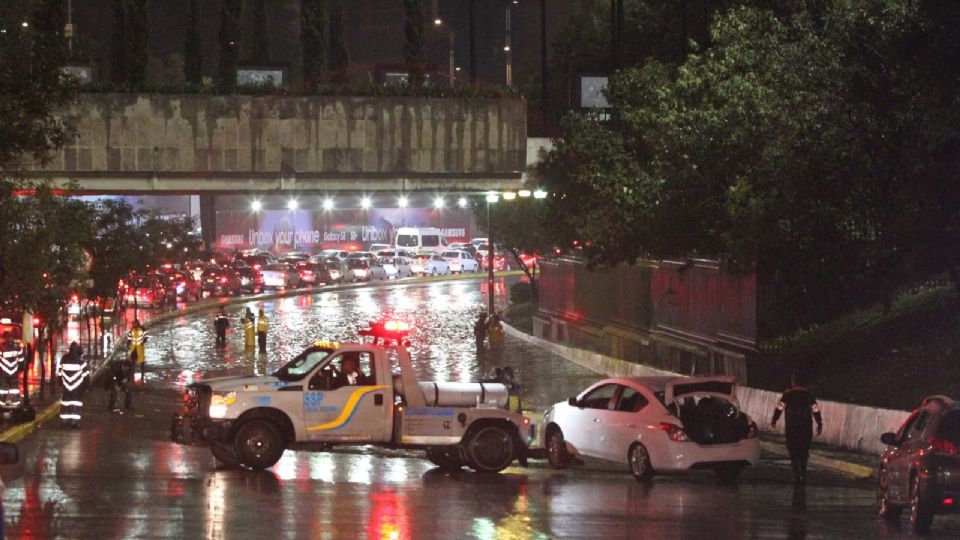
[[539, 1, 960, 333], [327, 0, 348, 81], [127, 0, 149, 89], [87, 199, 140, 300], [300, 0, 326, 84], [0, 1, 74, 170], [402, 0, 426, 87], [183, 0, 203, 84], [249, 0, 270, 65], [217, 0, 243, 92]]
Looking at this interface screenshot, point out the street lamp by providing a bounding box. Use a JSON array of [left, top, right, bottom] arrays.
[[518, 189, 531, 198], [485, 192, 498, 315], [502, 191, 517, 201], [434, 196, 445, 209], [250, 200, 262, 212], [323, 198, 334, 211], [287, 199, 298, 211], [361, 197, 372, 210], [457, 197, 468, 208], [533, 189, 547, 199], [432, 14, 456, 88], [398, 196, 408, 208]]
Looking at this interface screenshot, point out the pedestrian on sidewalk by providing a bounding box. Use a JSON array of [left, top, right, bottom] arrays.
[[214, 307, 230, 349], [256, 308, 268, 353], [241, 308, 255, 350], [474, 313, 488, 348], [107, 350, 135, 411], [0, 330, 25, 408], [58, 341, 89, 427], [772, 373, 823, 485], [126, 319, 147, 382]]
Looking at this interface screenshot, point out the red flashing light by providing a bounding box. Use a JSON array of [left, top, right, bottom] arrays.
[[930, 437, 959, 456], [522, 417, 531, 426], [71, 294, 79, 302], [33, 317, 41, 326], [384, 321, 410, 332], [659, 422, 690, 442], [944, 498, 955, 506]]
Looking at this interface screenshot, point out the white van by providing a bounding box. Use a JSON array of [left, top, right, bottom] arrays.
[[395, 227, 448, 253]]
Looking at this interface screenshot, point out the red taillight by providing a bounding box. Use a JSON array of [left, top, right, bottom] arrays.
[[930, 437, 959, 456], [253, 264, 261, 270], [746, 421, 759, 439], [220, 277, 227, 283], [944, 497, 955, 506], [659, 422, 690, 442]]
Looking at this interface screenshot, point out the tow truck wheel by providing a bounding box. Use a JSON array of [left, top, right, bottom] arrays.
[[546, 427, 571, 469], [425, 446, 464, 470], [234, 420, 285, 470], [210, 441, 240, 467], [465, 425, 515, 473]]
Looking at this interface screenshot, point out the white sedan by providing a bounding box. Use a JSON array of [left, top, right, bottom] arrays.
[[410, 253, 449, 276], [380, 256, 413, 279], [543, 376, 760, 482], [441, 250, 480, 273]]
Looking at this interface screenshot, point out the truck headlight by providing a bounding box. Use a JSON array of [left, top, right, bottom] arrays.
[[209, 392, 236, 418]]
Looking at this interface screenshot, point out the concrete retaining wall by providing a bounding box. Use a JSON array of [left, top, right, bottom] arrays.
[[504, 323, 910, 455], [24, 93, 527, 191]]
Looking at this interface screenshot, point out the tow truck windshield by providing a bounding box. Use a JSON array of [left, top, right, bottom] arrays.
[[272, 347, 334, 381]]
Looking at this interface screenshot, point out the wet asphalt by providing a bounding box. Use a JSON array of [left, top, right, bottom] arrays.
[[1, 277, 959, 539]]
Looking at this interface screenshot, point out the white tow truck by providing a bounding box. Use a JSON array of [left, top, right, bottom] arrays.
[[171, 321, 535, 472]]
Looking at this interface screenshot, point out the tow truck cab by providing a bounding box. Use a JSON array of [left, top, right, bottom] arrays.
[[172, 323, 535, 473]]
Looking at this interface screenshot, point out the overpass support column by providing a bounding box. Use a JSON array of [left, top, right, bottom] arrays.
[[199, 194, 217, 248]]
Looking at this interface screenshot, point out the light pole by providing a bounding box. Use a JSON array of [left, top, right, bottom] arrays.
[[433, 18, 456, 88], [485, 192, 498, 315]]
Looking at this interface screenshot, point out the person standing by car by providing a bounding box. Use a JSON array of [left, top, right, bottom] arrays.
[[58, 341, 88, 427], [473, 313, 488, 348], [241, 308, 256, 350], [214, 307, 230, 349], [256, 308, 269, 353], [772, 373, 823, 485], [126, 319, 147, 381], [107, 351, 135, 411]]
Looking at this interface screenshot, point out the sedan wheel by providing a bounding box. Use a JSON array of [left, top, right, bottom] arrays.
[[546, 428, 571, 469], [910, 474, 934, 533], [628, 443, 654, 481]]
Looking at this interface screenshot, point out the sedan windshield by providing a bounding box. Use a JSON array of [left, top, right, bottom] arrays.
[[273, 348, 333, 381]]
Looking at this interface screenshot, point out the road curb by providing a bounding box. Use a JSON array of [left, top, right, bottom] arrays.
[[0, 270, 525, 444], [760, 441, 876, 479], [0, 401, 61, 443]]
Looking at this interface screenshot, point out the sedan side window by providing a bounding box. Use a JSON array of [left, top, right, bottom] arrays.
[[615, 387, 648, 413], [895, 412, 919, 443], [579, 384, 618, 410], [909, 411, 932, 440]]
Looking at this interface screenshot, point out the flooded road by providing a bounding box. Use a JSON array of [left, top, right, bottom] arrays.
[[1, 278, 957, 538]]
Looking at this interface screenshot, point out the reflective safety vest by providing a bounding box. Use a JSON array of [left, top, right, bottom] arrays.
[[257, 315, 268, 332], [59, 353, 89, 391], [128, 327, 146, 349], [0, 342, 24, 376], [243, 317, 254, 331]]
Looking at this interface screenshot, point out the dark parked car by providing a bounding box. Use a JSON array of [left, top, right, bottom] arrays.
[[162, 271, 201, 301], [234, 250, 275, 271], [235, 266, 263, 294], [200, 267, 242, 296], [877, 395, 960, 533], [294, 260, 332, 286]]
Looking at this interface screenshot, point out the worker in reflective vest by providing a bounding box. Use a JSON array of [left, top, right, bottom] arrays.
[[0, 331, 24, 407], [58, 341, 88, 427], [242, 308, 256, 350], [127, 319, 147, 381], [256, 309, 268, 353]]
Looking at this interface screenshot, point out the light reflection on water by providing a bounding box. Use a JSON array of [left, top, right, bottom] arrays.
[[145, 277, 599, 412]]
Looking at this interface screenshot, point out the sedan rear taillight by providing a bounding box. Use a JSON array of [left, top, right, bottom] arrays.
[[930, 436, 960, 456], [660, 422, 690, 442]]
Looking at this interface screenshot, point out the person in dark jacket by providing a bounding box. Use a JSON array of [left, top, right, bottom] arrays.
[[473, 313, 488, 348], [214, 307, 230, 349], [108, 351, 135, 411], [772, 373, 823, 485]]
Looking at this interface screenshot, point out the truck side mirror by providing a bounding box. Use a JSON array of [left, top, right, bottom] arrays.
[[880, 432, 898, 447], [567, 397, 579, 408], [0, 442, 19, 465]]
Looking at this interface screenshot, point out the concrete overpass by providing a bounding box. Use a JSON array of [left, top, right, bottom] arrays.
[[20, 93, 529, 244]]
